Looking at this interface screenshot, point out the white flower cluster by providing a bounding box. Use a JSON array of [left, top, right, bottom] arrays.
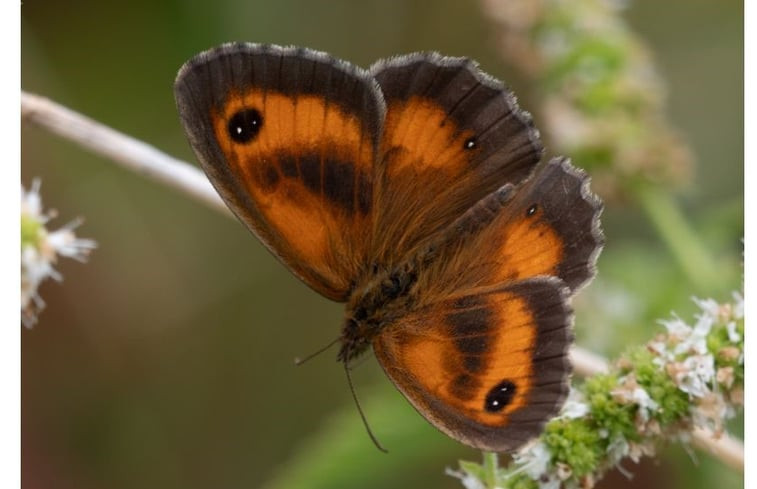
[[21, 179, 96, 327], [510, 440, 560, 489], [653, 294, 744, 436], [480, 0, 693, 198], [489, 292, 744, 489]]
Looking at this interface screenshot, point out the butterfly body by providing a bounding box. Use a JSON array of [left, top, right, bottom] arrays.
[[175, 43, 603, 452], [341, 243, 436, 363]]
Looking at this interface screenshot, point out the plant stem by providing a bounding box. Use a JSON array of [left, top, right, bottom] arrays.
[[482, 452, 499, 488], [634, 184, 720, 291]]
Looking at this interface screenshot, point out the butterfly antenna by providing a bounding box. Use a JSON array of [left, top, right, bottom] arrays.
[[294, 337, 341, 366], [344, 359, 388, 453]]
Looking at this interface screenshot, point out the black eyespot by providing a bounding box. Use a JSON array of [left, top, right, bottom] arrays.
[[464, 137, 477, 150], [228, 108, 263, 143], [526, 204, 538, 217], [484, 380, 516, 412]]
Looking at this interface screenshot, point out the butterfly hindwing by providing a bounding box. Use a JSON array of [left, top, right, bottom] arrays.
[[175, 43, 385, 300], [373, 278, 572, 452], [414, 157, 604, 303], [369, 53, 544, 266]]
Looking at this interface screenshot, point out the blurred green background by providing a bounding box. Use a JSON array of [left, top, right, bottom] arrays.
[[21, 1, 742, 488]]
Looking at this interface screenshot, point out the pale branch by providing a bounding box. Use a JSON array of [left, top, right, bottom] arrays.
[[21, 91, 230, 217], [19, 90, 743, 471]]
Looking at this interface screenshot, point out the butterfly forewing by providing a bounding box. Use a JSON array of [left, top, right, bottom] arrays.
[[369, 54, 543, 266], [175, 43, 385, 300]]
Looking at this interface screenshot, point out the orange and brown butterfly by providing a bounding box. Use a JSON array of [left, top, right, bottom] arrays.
[[174, 43, 603, 452]]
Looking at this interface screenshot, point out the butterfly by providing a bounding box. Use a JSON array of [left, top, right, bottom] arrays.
[[174, 43, 603, 452]]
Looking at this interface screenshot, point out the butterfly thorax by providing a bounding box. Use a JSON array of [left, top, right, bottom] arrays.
[[337, 263, 420, 364]]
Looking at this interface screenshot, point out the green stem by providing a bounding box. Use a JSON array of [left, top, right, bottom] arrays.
[[481, 452, 499, 488], [633, 184, 720, 291]]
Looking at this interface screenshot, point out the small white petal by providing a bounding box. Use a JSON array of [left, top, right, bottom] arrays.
[[21, 178, 43, 217], [725, 322, 741, 343], [607, 436, 630, 465], [445, 469, 486, 489], [675, 355, 716, 398], [511, 441, 552, 479], [731, 292, 744, 319], [560, 389, 590, 419]]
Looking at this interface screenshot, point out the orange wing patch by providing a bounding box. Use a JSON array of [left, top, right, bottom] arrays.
[[208, 89, 375, 297], [382, 96, 475, 176], [470, 158, 602, 292], [373, 279, 571, 451], [488, 204, 564, 284], [212, 90, 372, 174]]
